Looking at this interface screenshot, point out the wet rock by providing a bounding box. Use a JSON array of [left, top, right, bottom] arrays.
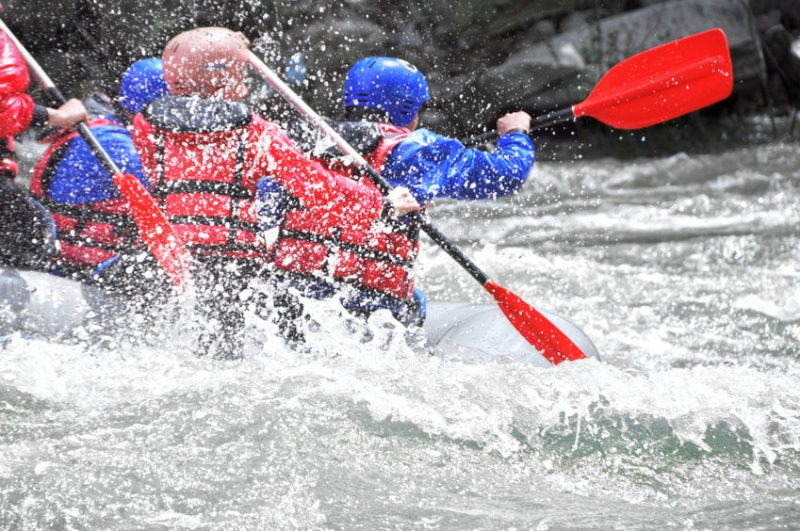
[[755, 9, 784, 33], [2, 0, 795, 154], [762, 25, 800, 109], [778, 0, 800, 32]]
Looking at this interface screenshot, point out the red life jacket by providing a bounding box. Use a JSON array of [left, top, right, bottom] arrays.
[[0, 29, 35, 176], [30, 119, 140, 270], [268, 123, 420, 302], [136, 97, 262, 261]]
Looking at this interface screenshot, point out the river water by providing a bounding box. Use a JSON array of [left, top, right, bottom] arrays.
[[2, 132, 800, 529]]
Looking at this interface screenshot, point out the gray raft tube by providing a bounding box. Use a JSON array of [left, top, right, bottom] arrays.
[[0, 267, 121, 340], [0, 267, 600, 367]]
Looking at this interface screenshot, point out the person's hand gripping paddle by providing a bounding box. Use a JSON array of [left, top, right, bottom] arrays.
[[0, 17, 192, 288]]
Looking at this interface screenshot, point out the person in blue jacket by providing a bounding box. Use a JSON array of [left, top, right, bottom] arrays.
[[346, 58, 534, 204], [263, 56, 534, 334], [30, 58, 169, 284]]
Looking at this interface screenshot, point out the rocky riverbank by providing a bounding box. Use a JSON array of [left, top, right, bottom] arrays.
[[5, 0, 800, 159]]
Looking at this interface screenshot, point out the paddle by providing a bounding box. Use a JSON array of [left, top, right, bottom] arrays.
[[0, 17, 192, 288], [248, 52, 587, 365], [462, 27, 734, 146]]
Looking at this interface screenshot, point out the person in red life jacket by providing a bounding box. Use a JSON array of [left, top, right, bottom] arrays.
[[0, 17, 88, 270], [30, 59, 168, 281], [131, 28, 418, 355], [274, 57, 534, 328]]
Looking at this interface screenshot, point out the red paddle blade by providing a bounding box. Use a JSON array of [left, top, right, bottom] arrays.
[[112, 172, 192, 288], [484, 281, 587, 365], [574, 28, 733, 130]]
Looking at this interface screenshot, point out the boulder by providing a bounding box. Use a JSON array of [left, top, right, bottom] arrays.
[[761, 25, 800, 109], [778, 0, 800, 32]]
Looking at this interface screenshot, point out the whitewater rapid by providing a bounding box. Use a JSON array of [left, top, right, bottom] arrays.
[[2, 140, 800, 529]]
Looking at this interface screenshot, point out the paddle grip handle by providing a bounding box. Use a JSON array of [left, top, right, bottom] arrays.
[[461, 107, 577, 147]]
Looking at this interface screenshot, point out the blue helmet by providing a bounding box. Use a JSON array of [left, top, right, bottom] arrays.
[[343, 57, 430, 127], [118, 58, 170, 114]]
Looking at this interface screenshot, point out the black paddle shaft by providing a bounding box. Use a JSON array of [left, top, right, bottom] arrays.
[[462, 107, 576, 147], [0, 15, 126, 181], [39, 85, 123, 179], [359, 165, 491, 286]]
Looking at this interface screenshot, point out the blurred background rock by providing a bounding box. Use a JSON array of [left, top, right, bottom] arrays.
[[5, 0, 800, 159]]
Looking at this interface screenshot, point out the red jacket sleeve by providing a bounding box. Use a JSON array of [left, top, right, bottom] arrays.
[[250, 117, 383, 231], [0, 30, 34, 138]]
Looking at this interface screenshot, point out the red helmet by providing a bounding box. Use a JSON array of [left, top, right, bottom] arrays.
[[163, 27, 250, 99]]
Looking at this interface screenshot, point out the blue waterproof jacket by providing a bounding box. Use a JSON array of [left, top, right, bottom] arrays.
[[31, 118, 152, 276], [381, 129, 534, 204], [47, 122, 149, 204]]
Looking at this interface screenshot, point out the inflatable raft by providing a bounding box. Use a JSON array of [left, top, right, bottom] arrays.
[[423, 302, 599, 366], [0, 267, 123, 339], [0, 267, 599, 365]]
